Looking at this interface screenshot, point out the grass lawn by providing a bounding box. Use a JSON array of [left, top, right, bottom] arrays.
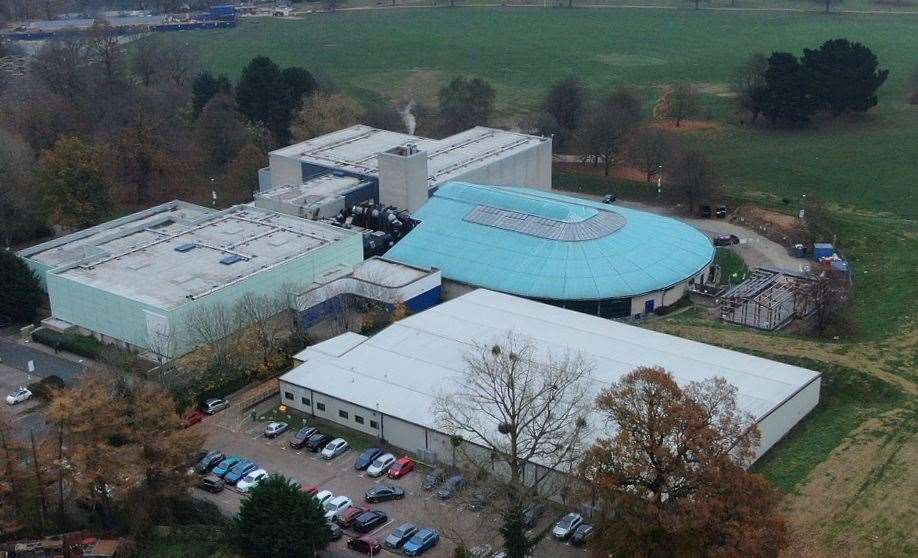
[[714, 247, 749, 285]]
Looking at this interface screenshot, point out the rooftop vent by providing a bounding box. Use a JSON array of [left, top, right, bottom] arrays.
[[220, 254, 243, 265], [174, 243, 196, 253]]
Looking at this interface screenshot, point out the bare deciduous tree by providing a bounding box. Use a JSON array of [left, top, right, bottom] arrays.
[[668, 149, 721, 214], [628, 127, 679, 182]]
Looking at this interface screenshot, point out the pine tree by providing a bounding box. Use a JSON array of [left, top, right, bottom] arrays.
[[191, 71, 232, 118], [0, 250, 43, 323], [760, 52, 818, 125], [803, 39, 888, 116]]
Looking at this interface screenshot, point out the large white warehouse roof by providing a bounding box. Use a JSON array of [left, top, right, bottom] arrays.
[[282, 289, 820, 460]]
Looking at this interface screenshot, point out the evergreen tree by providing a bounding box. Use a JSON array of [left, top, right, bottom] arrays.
[[280, 67, 317, 114], [803, 39, 888, 116], [235, 57, 296, 143], [0, 250, 43, 324], [191, 71, 232, 118], [759, 52, 818, 125], [232, 474, 331, 558], [437, 75, 496, 135]]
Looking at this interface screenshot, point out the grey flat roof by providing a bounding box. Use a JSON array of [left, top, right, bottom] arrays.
[[255, 174, 364, 207], [270, 125, 547, 188], [53, 205, 359, 309]]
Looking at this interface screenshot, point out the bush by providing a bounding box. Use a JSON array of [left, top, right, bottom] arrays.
[[27, 374, 65, 400], [31, 328, 104, 359], [0, 249, 43, 323]]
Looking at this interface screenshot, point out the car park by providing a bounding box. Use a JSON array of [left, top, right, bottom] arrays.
[[321, 437, 349, 460], [194, 450, 225, 474], [202, 398, 228, 415], [385, 522, 419, 549], [715, 205, 728, 218], [198, 474, 225, 493], [289, 426, 319, 449], [570, 523, 593, 546], [324, 495, 353, 521], [403, 527, 440, 556], [336, 504, 370, 528], [713, 233, 740, 246], [211, 455, 241, 478], [184, 409, 204, 428], [237, 468, 269, 491], [437, 474, 465, 500], [366, 453, 396, 477], [353, 510, 388, 533], [300, 483, 320, 496], [422, 468, 444, 490], [305, 432, 333, 452], [5, 386, 32, 405], [468, 487, 497, 511], [263, 421, 289, 438], [224, 459, 258, 485], [552, 513, 583, 540], [387, 456, 414, 479], [346, 535, 382, 555], [315, 490, 334, 506], [354, 447, 383, 470], [364, 484, 405, 503], [328, 521, 343, 541]]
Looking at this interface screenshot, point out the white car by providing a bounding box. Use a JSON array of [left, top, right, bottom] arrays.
[[237, 468, 269, 491], [264, 421, 289, 438], [315, 490, 334, 506], [552, 512, 583, 540], [320, 438, 349, 460], [6, 386, 32, 405], [323, 495, 352, 521], [366, 453, 396, 478]]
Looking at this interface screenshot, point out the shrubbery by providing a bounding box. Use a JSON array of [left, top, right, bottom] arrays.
[[32, 328, 104, 359]]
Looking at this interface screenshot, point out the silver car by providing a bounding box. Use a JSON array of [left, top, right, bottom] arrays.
[[385, 522, 418, 549], [203, 398, 229, 414], [264, 421, 289, 438], [552, 512, 583, 540], [320, 438, 349, 460]]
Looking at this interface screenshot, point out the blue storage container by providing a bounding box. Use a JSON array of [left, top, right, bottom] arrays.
[[813, 243, 835, 261]]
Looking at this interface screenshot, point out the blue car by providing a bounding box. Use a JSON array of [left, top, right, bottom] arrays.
[[224, 459, 257, 484], [211, 456, 241, 478], [354, 447, 383, 471], [403, 528, 439, 556]]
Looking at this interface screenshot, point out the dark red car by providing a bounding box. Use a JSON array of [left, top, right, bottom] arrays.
[[336, 504, 371, 527], [301, 484, 319, 496], [346, 535, 381, 555], [184, 410, 204, 428], [387, 456, 414, 479]]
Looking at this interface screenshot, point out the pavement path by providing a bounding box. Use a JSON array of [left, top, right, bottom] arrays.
[[0, 337, 86, 384]]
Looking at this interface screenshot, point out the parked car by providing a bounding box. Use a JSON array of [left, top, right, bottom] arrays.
[[701, 205, 712, 218], [5, 386, 32, 405], [468, 487, 497, 511], [300, 483, 320, 496], [570, 523, 594, 546], [323, 495, 353, 521], [365, 484, 405, 503], [366, 453, 396, 477], [385, 522, 419, 549], [264, 421, 289, 438], [194, 450, 225, 474], [211, 455, 241, 478], [237, 468, 269, 491], [321, 438, 349, 460], [202, 398, 228, 414], [197, 474, 224, 493], [336, 504, 371, 528], [422, 468, 444, 491], [289, 426, 318, 449], [224, 459, 257, 485], [713, 233, 740, 246], [522, 502, 545, 528], [715, 205, 728, 218], [346, 535, 382, 555], [601, 194, 616, 204], [184, 409, 204, 428], [387, 456, 414, 479], [354, 447, 383, 470], [403, 528, 440, 556], [552, 512, 583, 540], [327, 521, 343, 541], [353, 510, 388, 533], [436, 474, 465, 500], [315, 490, 334, 506], [305, 432, 333, 452]]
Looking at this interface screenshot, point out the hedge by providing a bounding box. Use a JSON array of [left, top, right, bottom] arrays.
[[32, 328, 104, 359]]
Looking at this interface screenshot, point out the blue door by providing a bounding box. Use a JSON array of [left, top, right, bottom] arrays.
[[644, 299, 655, 314]]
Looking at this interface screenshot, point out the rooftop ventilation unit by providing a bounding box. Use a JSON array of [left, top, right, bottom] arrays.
[[220, 254, 243, 265], [174, 243, 196, 252]]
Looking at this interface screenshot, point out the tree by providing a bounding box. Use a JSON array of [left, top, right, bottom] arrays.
[[232, 474, 332, 558], [437, 75, 496, 135], [573, 103, 639, 176], [654, 83, 699, 127], [605, 85, 643, 121], [291, 92, 362, 141], [802, 39, 888, 116], [668, 149, 720, 214], [34, 137, 112, 229], [806, 272, 854, 338], [281, 66, 317, 113], [196, 93, 250, 171], [236, 57, 304, 143], [731, 52, 769, 123], [435, 334, 592, 558], [0, 250, 43, 323], [191, 71, 232, 118], [0, 128, 41, 248], [580, 366, 788, 558], [628, 127, 678, 182], [131, 37, 196, 88], [87, 20, 125, 85], [759, 52, 818, 125], [222, 143, 268, 205], [542, 77, 588, 149]]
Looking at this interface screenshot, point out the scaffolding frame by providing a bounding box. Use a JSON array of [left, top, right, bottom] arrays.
[[720, 268, 815, 331]]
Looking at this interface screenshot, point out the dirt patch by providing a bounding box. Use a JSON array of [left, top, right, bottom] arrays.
[[731, 204, 808, 246], [555, 162, 650, 183], [650, 119, 724, 133]]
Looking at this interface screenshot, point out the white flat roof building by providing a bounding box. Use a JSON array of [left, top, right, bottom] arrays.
[[280, 289, 820, 466]]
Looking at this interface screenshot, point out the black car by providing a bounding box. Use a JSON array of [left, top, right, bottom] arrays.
[[570, 523, 594, 546], [436, 474, 465, 500], [701, 205, 712, 218], [305, 432, 333, 452], [354, 447, 383, 471], [522, 502, 545, 528], [422, 468, 444, 491], [289, 426, 318, 449], [198, 474, 224, 493], [327, 521, 343, 541], [715, 205, 728, 218], [365, 484, 405, 503], [194, 450, 225, 474], [352, 510, 388, 534], [602, 194, 616, 204], [713, 234, 740, 247]]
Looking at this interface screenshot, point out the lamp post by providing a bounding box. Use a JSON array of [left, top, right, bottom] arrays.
[[657, 163, 663, 201]]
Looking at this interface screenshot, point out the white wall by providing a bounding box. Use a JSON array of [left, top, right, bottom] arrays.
[[755, 376, 821, 460], [268, 154, 303, 189], [451, 140, 551, 191]]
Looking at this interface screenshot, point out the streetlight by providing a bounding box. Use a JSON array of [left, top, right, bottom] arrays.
[[657, 163, 663, 201]]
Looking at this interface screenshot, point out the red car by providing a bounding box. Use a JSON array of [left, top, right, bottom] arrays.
[[336, 504, 371, 527], [346, 535, 381, 554], [301, 484, 319, 496], [387, 456, 415, 479], [184, 410, 204, 428]]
